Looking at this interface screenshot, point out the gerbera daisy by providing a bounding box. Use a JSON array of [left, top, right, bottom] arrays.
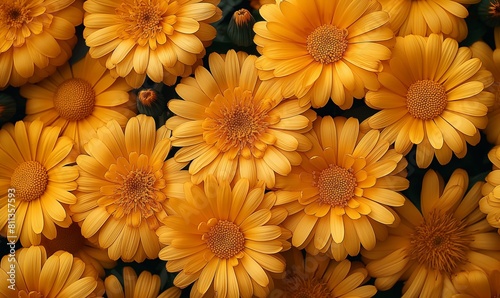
[[363, 34, 495, 168], [105, 267, 181, 298], [480, 146, 500, 234], [377, 0, 476, 42], [0, 120, 78, 247], [362, 169, 500, 297], [83, 0, 222, 88], [21, 53, 137, 153], [40, 223, 116, 278], [0, 246, 104, 297], [0, 0, 83, 88], [71, 115, 190, 262], [452, 270, 500, 298], [157, 176, 291, 298], [274, 116, 408, 261], [470, 35, 500, 145], [167, 49, 315, 188], [253, 0, 394, 109], [270, 248, 377, 297]]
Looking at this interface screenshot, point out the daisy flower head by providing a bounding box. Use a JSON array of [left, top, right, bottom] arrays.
[[22, 53, 137, 153], [83, 0, 222, 88], [274, 116, 408, 261], [0, 246, 104, 298], [470, 36, 500, 145], [378, 0, 476, 42], [253, 0, 394, 109], [364, 34, 495, 168], [157, 176, 291, 298], [104, 267, 182, 298], [452, 269, 500, 298], [71, 115, 190, 262], [270, 248, 377, 297], [40, 223, 116, 278], [166, 49, 315, 188], [480, 146, 500, 234], [0, 0, 84, 88], [362, 169, 500, 297], [0, 120, 78, 247]]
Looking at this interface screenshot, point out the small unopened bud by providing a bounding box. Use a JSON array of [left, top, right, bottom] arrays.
[[0, 93, 16, 124], [478, 0, 500, 27], [136, 87, 169, 127], [227, 9, 256, 47]]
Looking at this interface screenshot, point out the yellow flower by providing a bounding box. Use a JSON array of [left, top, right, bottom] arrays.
[[40, 223, 116, 278], [167, 49, 315, 188], [274, 116, 408, 260], [0, 246, 104, 297], [83, 0, 222, 88], [253, 0, 393, 109], [270, 248, 377, 297], [250, 0, 280, 10], [378, 0, 476, 41], [22, 53, 137, 153], [104, 267, 181, 298], [157, 176, 291, 298], [362, 169, 500, 296], [364, 34, 495, 168], [0, 0, 83, 88], [480, 146, 500, 234], [452, 270, 500, 298], [470, 35, 500, 145], [0, 120, 78, 247], [71, 115, 190, 262]]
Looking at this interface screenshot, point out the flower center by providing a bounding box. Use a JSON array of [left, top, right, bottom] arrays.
[[115, 169, 162, 218], [314, 165, 357, 207], [204, 220, 245, 259], [204, 88, 270, 153], [284, 274, 331, 298], [116, 0, 166, 40], [406, 80, 447, 120], [0, 3, 31, 29], [408, 211, 472, 274], [307, 24, 348, 64], [11, 161, 48, 202], [53, 78, 95, 121]]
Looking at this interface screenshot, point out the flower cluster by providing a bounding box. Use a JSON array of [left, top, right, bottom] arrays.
[[1, 0, 500, 297]]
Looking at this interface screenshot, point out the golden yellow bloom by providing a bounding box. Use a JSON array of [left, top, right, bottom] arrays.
[[0, 120, 78, 247], [274, 116, 408, 260], [253, 0, 394, 109], [167, 50, 315, 188], [40, 223, 116, 278], [105, 267, 181, 298], [362, 169, 500, 296], [470, 34, 500, 145], [378, 0, 476, 41], [22, 53, 137, 153], [83, 0, 222, 88], [250, 0, 280, 10], [270, 248, 377, 297], [452, 270, 500, 298], [157, 176, 290, 298], [0, 246, 104, 297], [71, 115, 190, 262], [480, 146, 500, 234], [364, 34, 495, 168], [0, 0, 83, 88]]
